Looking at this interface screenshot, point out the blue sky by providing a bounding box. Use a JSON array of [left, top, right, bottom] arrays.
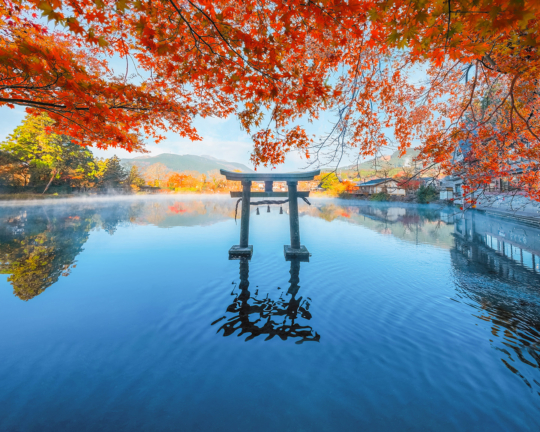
[[0, 48, 375, 172], [0, 43, 427, 173], [0, 105, 349, 172], [1, 57, 427, 172]]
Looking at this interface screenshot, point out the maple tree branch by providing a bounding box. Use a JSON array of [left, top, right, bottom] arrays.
[[474, 73, 520, 128], [0, 73, 62, 91], [0, 98, 84, 109], [166, 0, 220, 58], [184, 0, 278, 83], [512, 99, 540, 141], [0, 97, 158, 113], [458, 60, 479, 124]]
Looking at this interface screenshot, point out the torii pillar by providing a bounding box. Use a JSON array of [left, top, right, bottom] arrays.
[[220, 169, 320, 259]]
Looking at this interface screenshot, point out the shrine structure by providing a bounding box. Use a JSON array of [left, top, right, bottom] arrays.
[[220, 169, 320, 259]]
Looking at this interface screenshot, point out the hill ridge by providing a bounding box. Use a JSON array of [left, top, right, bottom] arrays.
[[341, 148, 420, 171], [122, 153, 254, 176]]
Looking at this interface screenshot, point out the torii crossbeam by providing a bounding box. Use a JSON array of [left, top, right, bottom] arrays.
[[220, 169, 320, 259]]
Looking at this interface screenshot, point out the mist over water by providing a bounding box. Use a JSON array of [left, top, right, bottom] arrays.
[[0, 197, 539, 431]]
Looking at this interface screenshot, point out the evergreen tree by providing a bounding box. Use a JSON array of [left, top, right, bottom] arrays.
[[100, 156, 128, 187], [126, 165, 145, 187]]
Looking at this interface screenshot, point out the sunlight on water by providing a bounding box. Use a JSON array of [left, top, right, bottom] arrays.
[[0, 196, 539, 431]]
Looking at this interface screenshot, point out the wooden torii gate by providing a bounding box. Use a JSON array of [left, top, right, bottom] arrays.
[[220, 169, 320, 259]]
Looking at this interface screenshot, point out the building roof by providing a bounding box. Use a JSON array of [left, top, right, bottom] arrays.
[[220, 169, 320, 181], [356, 178, 394, 187]]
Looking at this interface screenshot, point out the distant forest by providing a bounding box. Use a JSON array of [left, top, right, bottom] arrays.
[[0, 114, 436, 197], [0, 114, 239, 194]]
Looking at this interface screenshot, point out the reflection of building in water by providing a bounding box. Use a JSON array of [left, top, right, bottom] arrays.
[[451, 211, 540, 393], [453, 211, 540, 279], [212, 258, 320, 344], [302, 203, 456, 249]]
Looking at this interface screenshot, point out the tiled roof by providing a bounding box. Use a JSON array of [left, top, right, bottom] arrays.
[[356, 178, 393, 186]]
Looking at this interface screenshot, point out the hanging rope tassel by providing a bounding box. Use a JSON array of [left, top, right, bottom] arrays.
[[234, 198, 310, 222]]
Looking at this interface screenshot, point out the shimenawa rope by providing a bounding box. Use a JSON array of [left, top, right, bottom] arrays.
[[234, 197, 311, 223]]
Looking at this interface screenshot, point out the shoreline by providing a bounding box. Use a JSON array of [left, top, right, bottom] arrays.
[[1, 192, 539, 224]]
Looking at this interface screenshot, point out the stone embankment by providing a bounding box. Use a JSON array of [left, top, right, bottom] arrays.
[[474, 193, 540, 225]]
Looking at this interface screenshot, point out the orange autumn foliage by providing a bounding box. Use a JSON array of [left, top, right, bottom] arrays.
[[2, 0, 540, 201], [342, 180, 357, 193], [167, 173, 190, 189], [1, 0, 205, 151]]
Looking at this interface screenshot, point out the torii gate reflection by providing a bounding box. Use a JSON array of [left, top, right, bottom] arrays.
[[211, 257, 320, 344], [220, 169, 320, 259]]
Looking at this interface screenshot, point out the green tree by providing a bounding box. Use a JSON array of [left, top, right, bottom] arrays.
[[99, 155, 128, 188], [126, 165, 145, 188], [0, 114, 96, 192], [417, 185, 438, 204], [318, 173, 340, 190]]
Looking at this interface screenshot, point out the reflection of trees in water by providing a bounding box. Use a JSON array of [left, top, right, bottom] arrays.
[[0, 223, 89, 300], [0, 199, 272, 301], [451, 212, 540, 395], [0, 199, 238, 300], [132, 200, 238, 226], [301, 203, 455, 248], [212, 259, 320, 344], [0, 203, 143, 300]]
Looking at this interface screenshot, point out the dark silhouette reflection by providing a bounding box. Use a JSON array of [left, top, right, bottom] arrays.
[[212, 258, 320, 344], [451, 211, 540, 394]]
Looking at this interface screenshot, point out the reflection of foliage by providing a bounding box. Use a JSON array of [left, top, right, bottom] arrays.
[[3, 233, 75, 300], [0, 203, 144, 300], [313, 204, 342, 222], [98, 202, 144, 234], [0, 217, 91, 300], [422, 209, 441, 222], [301, 203, 455, 248]]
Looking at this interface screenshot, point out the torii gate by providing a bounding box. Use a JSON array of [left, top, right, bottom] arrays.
[[220, 169, 320, 259]]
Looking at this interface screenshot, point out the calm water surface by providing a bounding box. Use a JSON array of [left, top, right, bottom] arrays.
[[0, 196, 539, 431]]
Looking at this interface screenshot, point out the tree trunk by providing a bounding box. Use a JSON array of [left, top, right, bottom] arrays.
[[43, 168, 57, 194]]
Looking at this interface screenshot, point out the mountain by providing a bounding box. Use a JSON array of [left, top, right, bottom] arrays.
[[122, 154, 254, 175], [342, 148, 420, 171]]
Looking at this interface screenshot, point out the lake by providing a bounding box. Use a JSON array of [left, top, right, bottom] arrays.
[[0, 196, 539, 431]]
